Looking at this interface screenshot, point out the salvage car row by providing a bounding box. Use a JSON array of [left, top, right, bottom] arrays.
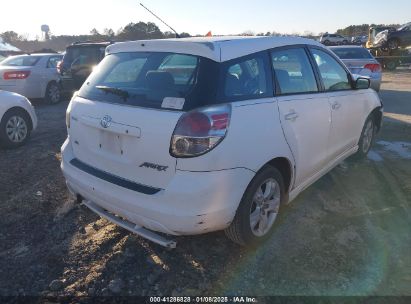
[[0, 42, 110, 148]]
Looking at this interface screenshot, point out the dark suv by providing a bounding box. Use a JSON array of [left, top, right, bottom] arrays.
[[386, 22, 411, 49], [58, 41, 112, 92]]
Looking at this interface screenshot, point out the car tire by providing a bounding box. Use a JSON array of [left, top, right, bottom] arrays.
[[354, 115, 376, 159], [385, 60, 398, 71], [343, 40, 348, 45], [387, 38, 400, 50], [323, 40, 330, 46], [45, 82, 61, 104], [0, 108, 32, 149], [225, 165, 285, 246]]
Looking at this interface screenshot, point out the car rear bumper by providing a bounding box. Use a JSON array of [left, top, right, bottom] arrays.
[[0, 84, 27, 98], [61, 138, 254, 236]]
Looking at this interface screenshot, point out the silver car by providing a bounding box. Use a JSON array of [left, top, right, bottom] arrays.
[[320, 34, 349, 46], [329, 46, 382, 92], [0, 54, 63, 104]]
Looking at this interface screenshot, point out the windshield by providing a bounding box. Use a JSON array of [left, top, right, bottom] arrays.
[[0, 55, 41, 66], [331, 48, 373, 59], [78, 52, 219, 111]]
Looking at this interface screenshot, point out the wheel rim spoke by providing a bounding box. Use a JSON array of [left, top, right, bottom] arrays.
[[265, 197, 280, 213], [258, 213, 268, 234], [250, 208, 260, 229], [254, 187, 264, 205], [263, 180, 275, 200]]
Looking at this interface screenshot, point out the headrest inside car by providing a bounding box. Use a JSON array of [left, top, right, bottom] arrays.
[[146, 71, 175, 90]]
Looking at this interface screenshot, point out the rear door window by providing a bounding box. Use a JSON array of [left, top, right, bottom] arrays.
[[221, 51, 272, 101], [271, 48, 318, 95]]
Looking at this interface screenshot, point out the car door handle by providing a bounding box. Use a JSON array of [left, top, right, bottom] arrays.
[[332, 102, 341, 110], [284, 111, 299, 121]]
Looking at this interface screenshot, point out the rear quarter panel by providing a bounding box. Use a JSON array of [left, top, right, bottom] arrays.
[[176, 98, 295, 174]]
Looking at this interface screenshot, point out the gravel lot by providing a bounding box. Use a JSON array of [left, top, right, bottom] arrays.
[[0, 70, 410, 297]]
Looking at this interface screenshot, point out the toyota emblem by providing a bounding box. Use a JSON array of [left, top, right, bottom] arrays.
[[100, 115, 112, 128]]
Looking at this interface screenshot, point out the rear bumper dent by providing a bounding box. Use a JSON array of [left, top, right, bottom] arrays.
[[61, 138, 254, 237], [84, 201, 177, 248]]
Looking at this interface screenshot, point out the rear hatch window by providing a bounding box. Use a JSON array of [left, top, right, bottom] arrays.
[[331, 48, 373, 59], [63, 46, 105, 68], [78, 52, 219, 111]]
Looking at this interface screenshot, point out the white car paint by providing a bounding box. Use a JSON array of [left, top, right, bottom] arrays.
[[106, 36, 324, 62], [0, 54, 62, 99], [61, 36, 383, 247], [0, 90, 37, 130]]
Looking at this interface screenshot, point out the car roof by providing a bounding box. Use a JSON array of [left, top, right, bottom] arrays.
[[329, 45, 365, 49], [69, 41, 112, 47], [106, 36, 325, 62], [10, 53, 61, 57]]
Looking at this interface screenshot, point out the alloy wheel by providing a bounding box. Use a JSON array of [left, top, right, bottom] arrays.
[[6, 116, 28, 143], [48, 84, 60, 103], [249, 178, 281, 237], [362, 120, 374, 153]]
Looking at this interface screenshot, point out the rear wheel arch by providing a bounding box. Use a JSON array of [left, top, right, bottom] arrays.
[[370, 106, 383, 132], [263, 157, 293, 194]]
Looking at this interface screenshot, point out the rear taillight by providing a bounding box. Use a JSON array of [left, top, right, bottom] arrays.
[[364, 63, 381, 73], [170, 104, 231, 158], [3, 71, 31, 80], [57, 61, 63, 74]]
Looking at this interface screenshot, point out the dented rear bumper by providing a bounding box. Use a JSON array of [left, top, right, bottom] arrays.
[[61, 138, 254, 241]]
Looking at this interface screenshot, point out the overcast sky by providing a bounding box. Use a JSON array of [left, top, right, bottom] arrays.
[[2, 0, 410, 39]]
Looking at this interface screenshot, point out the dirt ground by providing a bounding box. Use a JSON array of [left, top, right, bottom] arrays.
[[0, 70, 410, 297]]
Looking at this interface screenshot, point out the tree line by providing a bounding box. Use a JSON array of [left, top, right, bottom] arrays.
[[0, 21, 190, 53], [1, 21, 402, 53]]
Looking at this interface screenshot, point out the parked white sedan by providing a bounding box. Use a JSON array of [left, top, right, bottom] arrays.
[[0, 90, 37, 148], [0, 54, 63, 104]]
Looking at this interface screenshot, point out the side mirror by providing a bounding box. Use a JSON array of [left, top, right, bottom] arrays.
[[355, 77, 370, 89]]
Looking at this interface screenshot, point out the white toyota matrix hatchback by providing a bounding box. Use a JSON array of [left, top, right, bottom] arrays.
[[61, 36, 383, 248]]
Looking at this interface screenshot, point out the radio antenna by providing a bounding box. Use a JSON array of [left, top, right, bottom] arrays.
[[139, 3, 180, 38]]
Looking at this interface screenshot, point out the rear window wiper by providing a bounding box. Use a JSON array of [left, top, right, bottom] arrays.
[[96, 85, 129, 101]]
